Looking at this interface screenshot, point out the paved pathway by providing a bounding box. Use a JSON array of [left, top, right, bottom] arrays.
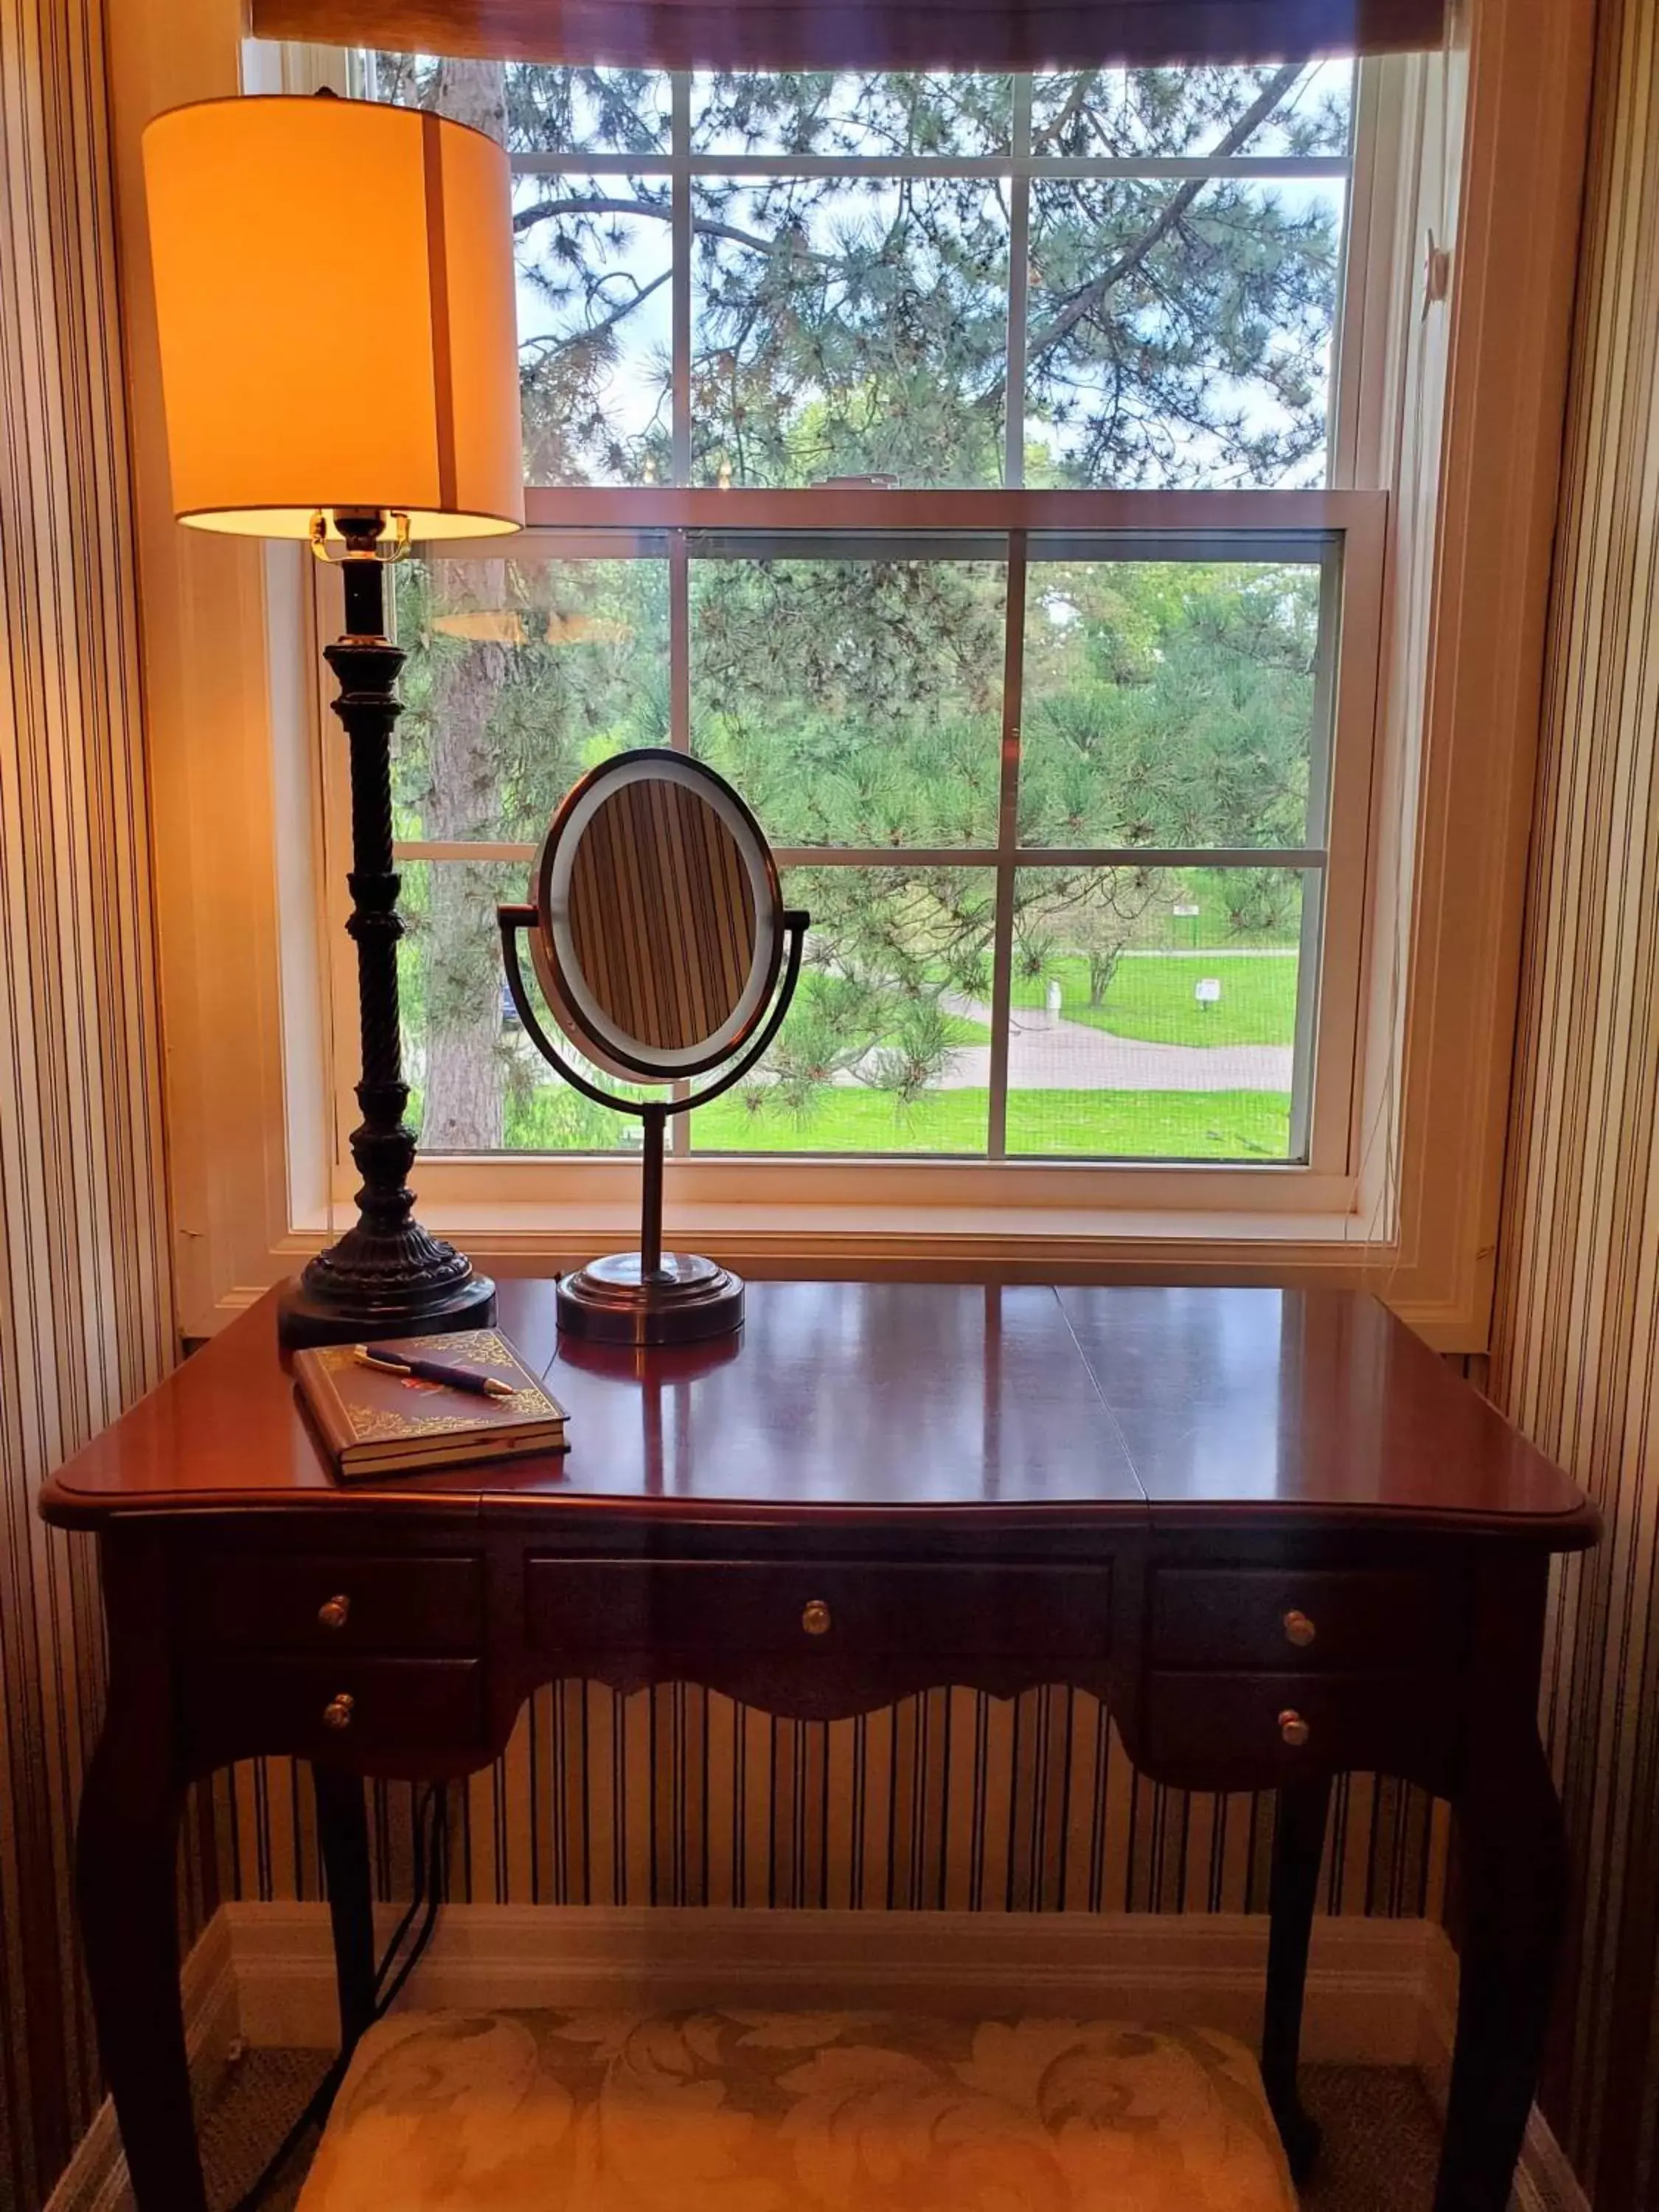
[[824, 995, 1294, 1093]]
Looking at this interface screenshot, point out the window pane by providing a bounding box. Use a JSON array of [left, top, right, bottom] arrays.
[[1029, 61, 1353, 160], [393, 555, 670, 844], [691, 72, 1014, 155], [1004, 864, 1310, 1159], [1017, 554, 1326, 849], [690, 550, 1006, 845], [397, 860, 648, 1155], [1025, 175, 1347, 487], [512, 175, 674, 484], [370, 55, 673, 154], [689, 866, 995, 1154], [692, 177, 1009, 487]]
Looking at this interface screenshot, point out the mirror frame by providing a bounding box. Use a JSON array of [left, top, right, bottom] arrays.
[[527, 748, 787, 1085]]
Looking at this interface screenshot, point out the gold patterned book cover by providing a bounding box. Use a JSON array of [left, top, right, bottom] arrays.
[[293, 1329, 568, 1481]]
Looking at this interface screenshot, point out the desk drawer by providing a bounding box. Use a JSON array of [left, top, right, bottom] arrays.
[[1145, 1671, 1448, 1781], [183, 1655, 484, 1760], [182, 1553, 484, 1655], [1150, 1568, 1453, 1674], [526, 1562, 1110, 1661]]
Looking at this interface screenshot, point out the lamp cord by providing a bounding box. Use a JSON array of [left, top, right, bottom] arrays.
[[227, 1784, 449, 2212]]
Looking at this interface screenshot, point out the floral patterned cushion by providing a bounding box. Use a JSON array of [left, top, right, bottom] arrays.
[[296, 2008, 1298, 2211]]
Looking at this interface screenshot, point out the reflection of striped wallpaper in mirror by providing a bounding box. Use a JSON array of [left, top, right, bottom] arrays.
[[0, 1, 187, 2205], [564, 776, 758, 1054], [1490, 1, 1659, 2204]]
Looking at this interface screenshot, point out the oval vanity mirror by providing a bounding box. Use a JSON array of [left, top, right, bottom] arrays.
[[531, 752, 784, 1085], [498, 751, 807, 1346]]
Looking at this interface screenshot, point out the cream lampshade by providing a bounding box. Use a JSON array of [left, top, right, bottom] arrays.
[[141, 91, 524, 1348], [142, 94, 523, 540]]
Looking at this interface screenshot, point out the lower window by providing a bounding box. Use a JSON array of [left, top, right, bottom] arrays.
[[378, 505, 1374, 1172]]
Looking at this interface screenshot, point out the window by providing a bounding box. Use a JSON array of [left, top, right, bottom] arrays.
[[356, 58, 1384, 1177]]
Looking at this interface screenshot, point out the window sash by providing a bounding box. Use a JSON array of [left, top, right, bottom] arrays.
[[468, 60, 1360, 495], [375, 488, 1382, 1180]]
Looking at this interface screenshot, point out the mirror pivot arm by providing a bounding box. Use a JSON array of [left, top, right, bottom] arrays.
[[497, 910, 630, 1116]]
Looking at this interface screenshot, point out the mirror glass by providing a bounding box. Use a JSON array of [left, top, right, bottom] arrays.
[[530, 752, 782, 1081]]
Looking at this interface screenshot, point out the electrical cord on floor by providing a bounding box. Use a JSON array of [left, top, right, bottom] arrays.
[[227, 1783, 449, 2212]]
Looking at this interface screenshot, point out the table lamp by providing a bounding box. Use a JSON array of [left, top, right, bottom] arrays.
[[142, 92, 525, 1348]]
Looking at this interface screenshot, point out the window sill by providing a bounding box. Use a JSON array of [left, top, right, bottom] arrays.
[[274, 1193, 1410, 1318]]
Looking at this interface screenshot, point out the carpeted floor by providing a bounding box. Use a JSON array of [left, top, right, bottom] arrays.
[[199, 2044, 1444, 2211]]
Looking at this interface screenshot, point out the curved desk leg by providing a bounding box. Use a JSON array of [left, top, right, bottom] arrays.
[[314, 1765, 377, 2055], [1435, 1719, 1567, 2212], [76, 1537, 208, 2212], [1262, 1771, 1331, 2182]]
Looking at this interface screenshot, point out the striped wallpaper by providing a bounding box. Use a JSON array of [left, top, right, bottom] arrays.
[[12, 4, 1656, 2211], [1489, 0, 1659, 2205], [0, 1, 181, 2208], [216, 1698, 1448, 1926]]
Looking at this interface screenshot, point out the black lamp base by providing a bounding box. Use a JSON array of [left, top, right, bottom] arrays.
[[276, 1267, 498, 1352], [282, 522, 497, 1360], [556, 1252, 743, 1346]]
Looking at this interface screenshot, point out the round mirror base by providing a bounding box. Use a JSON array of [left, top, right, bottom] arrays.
[[557, 1252, 745, 1346]]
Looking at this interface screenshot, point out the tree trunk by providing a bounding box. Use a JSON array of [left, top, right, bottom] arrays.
[[1088, 949, 1120, 1006], [417, 59, 513, 1153]]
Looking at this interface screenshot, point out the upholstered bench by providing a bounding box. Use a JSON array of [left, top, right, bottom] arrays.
[[296, 2008, 1298, 2210]]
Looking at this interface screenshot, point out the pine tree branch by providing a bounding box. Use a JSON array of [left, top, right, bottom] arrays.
[[1024, 63, 1307, 370], [512, 193, 817, 262], [526, 265, 673, 352]]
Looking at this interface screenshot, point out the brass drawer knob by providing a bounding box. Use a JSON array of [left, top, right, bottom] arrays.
[[801, 1599, 832, 1637], [1282, 1608, 1316, 1649], [318, 1594, 351, 1631], [1279, 1708, 1310, 1749], [322, 1693, 355, 1731]]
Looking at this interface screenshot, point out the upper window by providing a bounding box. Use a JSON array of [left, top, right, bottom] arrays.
[[369, 58, 1354, 491], [353, 58, 1378, 1176]]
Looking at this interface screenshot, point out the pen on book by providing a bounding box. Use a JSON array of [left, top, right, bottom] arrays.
[[354, 1346, 517, 1399]]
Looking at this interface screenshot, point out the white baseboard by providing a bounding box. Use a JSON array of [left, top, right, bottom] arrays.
[[1511, 2108, 1593, 2212], [228, 1899, 1447, 2060], [46, 1903, 1593, 2212], [1416, 1914, 1460, 2115], [44, 1911, 239, 2212]]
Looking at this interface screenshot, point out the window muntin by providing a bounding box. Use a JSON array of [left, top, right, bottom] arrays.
[[354, 58, 1374, 1179]]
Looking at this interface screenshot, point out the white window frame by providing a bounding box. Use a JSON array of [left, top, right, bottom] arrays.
[[118, 0, 1596, 1345], [313, 62, 1394, 1225]]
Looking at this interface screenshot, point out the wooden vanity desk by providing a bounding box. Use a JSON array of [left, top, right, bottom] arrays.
[[41, 1279, 1596, 2212]]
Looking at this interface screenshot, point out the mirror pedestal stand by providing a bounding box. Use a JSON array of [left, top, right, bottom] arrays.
[[277, 515, 495, 1351], [499, 907, 809, 1348], [557, 1107, 745, 1345]]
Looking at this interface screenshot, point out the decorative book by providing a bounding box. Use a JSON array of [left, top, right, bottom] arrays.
[[293, 1329, 568, 1481]]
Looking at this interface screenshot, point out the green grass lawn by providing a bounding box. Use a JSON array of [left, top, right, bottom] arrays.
[[690, 1085, 1291, 1158], [1009, 950, 1299, 1048]]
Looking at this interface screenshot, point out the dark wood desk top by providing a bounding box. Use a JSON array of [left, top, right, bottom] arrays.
[[40, 1281, 1595, 1544]]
